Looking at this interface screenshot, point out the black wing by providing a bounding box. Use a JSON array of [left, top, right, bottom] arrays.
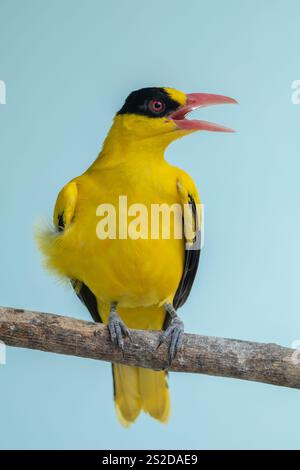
[[71, 280, 102, 323], [173, 194, 201, 309]]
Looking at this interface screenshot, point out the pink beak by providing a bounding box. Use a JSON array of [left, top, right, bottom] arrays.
[[169, 93, 238, 132]]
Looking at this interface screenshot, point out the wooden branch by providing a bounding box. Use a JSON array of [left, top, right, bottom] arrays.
[[0, 306, 299, 389]]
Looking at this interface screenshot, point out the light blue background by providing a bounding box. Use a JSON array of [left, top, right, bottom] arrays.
[[1, 0, 300, 450]]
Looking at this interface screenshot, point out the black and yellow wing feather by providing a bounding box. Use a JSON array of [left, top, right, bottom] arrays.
[[173, 194, 201, 309]]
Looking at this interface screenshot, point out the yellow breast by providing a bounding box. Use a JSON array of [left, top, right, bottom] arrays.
[[53, 161, 184, 307]]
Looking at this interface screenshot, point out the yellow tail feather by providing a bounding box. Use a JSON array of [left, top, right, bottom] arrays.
[[139, 368, 170, 423], [113, 364, 142, 427], [112, 305, 171, 426], [113, 364, 170, 426]]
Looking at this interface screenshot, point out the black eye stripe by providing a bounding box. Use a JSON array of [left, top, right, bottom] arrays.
[[117, 87, 180, 118]]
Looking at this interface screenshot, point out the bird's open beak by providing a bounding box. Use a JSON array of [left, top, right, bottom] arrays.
[[169, 93, 238, 132]]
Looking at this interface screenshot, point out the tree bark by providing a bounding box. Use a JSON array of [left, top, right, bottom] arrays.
[[0, 306, 299, 389]]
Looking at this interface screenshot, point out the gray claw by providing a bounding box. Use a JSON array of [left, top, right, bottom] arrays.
[[158, 316, 184, 365], [108, 310, 131, 352]]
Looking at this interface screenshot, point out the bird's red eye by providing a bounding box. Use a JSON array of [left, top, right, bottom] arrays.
[[148, 99, 165, 114]]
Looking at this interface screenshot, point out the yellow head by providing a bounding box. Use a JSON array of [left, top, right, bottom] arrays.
[[111, 86, 237, 149]]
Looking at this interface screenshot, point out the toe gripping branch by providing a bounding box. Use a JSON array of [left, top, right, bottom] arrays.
[[108, 302, 131, 352], [107, 301, 184, 366], [158, 303, 185, 366]]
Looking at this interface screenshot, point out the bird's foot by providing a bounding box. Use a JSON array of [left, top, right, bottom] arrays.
[[158, 303, 184, 366], [108, 303, 131, 352]]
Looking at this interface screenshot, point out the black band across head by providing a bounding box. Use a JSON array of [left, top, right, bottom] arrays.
[[117, 87, 180, 118]]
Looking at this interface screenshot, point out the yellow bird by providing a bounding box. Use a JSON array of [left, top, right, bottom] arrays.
[[38, 87, 236, 426]]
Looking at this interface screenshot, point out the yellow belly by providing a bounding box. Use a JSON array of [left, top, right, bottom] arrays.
[[70, 236, 183, 307]]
